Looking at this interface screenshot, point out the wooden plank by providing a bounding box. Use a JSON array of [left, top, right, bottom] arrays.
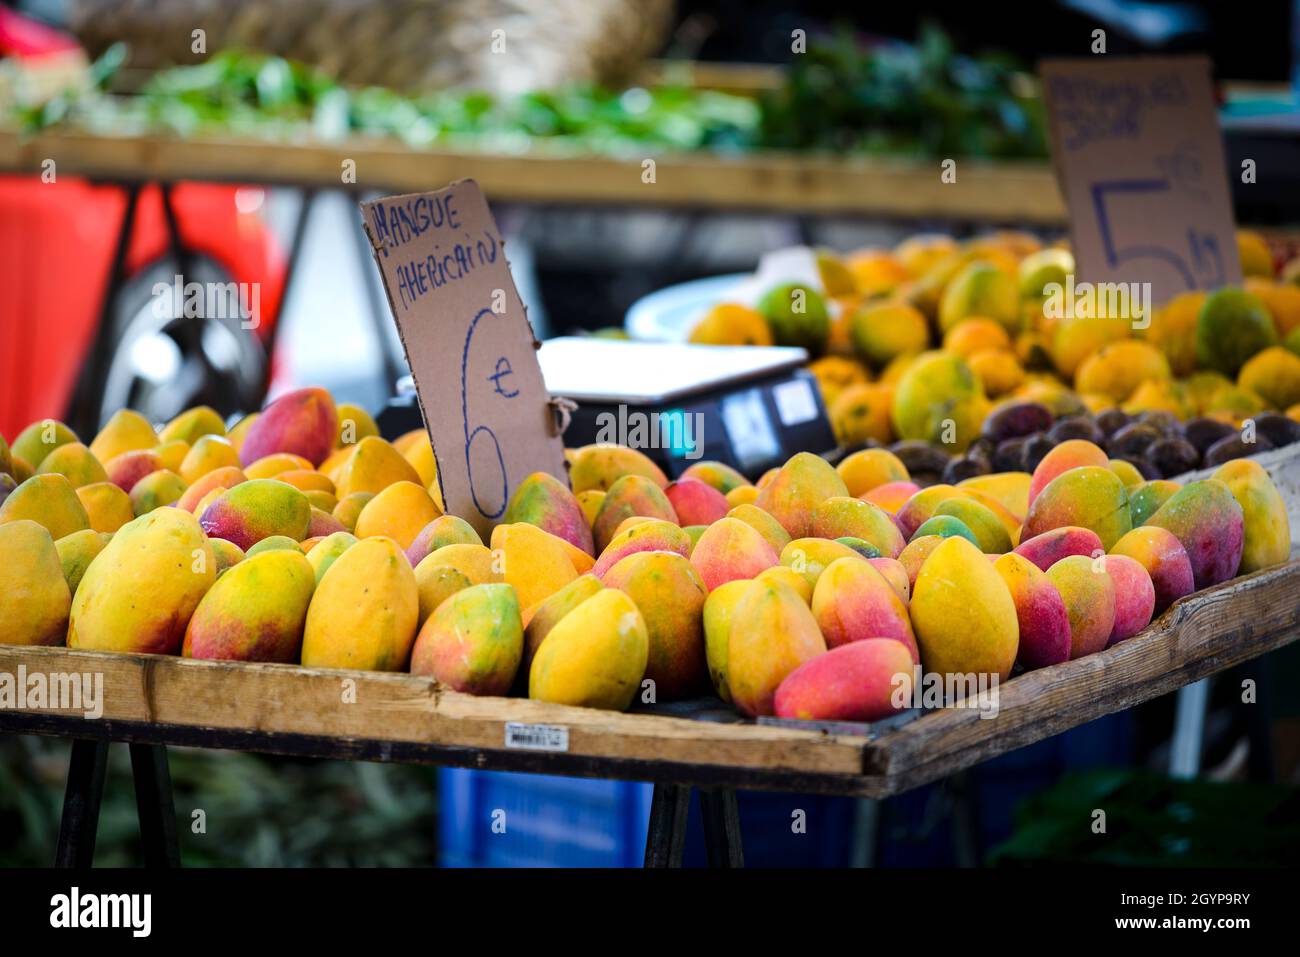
[[0, 128, 1066, 221], [1, 559, 1296, 797]]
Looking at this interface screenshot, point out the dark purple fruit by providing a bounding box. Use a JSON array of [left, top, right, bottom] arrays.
[[981, 402, 1054, 443], [1048, 415, 1105, 445], [943, 454, 991, 484], [909, 471, 943, 489], [1020, 433, 1054, 473], [1138, 410, 1182, 436], [1203, 433, 1275, 467], [1107, 422, 1161, 460], [992, 437, 1027, 472], [1095, 408, 1130, 437], [889, 440, 951, 477], [1183, 417, 1236, 455], [1147, 437, 1200, 479], [1251, 412, 1300, 449], [1133, 458, 1163, 481]]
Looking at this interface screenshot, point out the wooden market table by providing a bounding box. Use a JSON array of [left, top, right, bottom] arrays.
[[3, 557, 1298, 867]]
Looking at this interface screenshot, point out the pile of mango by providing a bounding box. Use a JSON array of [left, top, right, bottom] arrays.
[[0, 385, 1290, 723], [689, 229, 1300, 452]]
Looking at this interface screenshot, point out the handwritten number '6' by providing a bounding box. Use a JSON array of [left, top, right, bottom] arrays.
[[462, 306, 508, 519]]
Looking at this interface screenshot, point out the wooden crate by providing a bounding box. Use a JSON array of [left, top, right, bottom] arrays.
[[3, 558, 1297, 798]]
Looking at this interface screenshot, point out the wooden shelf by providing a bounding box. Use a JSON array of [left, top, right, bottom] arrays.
[[0, 127, 1067, 222], [2, 558, 1296, 798]]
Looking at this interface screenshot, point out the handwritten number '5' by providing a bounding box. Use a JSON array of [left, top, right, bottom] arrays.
[[1090, 180, 1223, 290], [462, 306, 508, 519]]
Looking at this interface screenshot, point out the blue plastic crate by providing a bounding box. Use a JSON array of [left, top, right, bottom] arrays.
[[438, 768, 653, 867]]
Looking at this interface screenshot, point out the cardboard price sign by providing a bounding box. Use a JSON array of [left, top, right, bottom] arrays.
[[1040, 56, 1241, 307], [360, 180, 567, 538]]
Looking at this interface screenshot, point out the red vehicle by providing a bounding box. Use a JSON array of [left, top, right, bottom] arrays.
[[0, 9, 288, 440]]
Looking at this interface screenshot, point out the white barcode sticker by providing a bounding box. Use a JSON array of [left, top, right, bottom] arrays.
[[504, 722, 569, 752]]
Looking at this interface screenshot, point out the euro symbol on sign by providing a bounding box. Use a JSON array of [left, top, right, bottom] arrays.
[[488, 357, 519, 397]]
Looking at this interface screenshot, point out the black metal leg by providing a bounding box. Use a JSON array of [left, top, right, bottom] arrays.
[[948, 770, 981, 868], [130, 744, 181, 867], [643, 783, 691, 867], [55, 739, 109, 868], [699, 787, 744, 868]]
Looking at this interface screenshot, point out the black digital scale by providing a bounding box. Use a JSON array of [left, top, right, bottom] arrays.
[[376, 338, 836, 481]]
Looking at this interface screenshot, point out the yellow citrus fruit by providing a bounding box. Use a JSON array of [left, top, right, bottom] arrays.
[[1237, 229, 1274, 278], [968, 348, 1025, 397], [829, 383, 895, 446], [849, 300, 930, 369], [689, 303, 773, 346], [943, 317, 1012, 357]]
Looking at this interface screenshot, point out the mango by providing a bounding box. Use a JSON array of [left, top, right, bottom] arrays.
[[489, 522, 579, 609], [304, 490, 338, 513], [664, 478, 730, 527], [410, 583, 522, 695], [993, 553, 1071, 670], [335, 402, 380, 447], [911, 514, 979, 547], [755, 451, 849, 538], [569, 445, 668, 494], [758, 282, 829, 352], [0, 473, 90, 540], [829, 383, 896, 446], [780, 537, 864, 589], [405, 514, 482, 566], [68, 508, 215, 654], [419, 543, 494, 586], [689, 517, 778, 590], [726, 503, 791, 555], [899, 534, 944, 588], [774, 639, 915, 723], [680, 460, 749, 495], [158, 406, 223, 446], [1104, 554, 1156, 645], [331, 491, 373, 531], [868, 557, 911, 604], [812, 557, 916, 660], [834, 536, 881, 559], [810, 496, 905, 557], [276, 469, 335, 495], [35, 442, 107, 488], [1128, 480, 1180, 527], [349, 480, 440, 551], [183, 550, 316, 662], [104, 449, 165, 493], [529, 589, 649, 711], [1239, 346, 1300, 410], [503, 471, 594, 555], [130, 469, 187, 515], [11, 419, 78, 468], [836, 448, 909, 497], [725, 485, 760, 508], [891, 351, 988, 451], [864, 480, 921, 514], [895, 483, 960, 538], [0, 520, 72, 645], [1014, 525, 1105, 572], [400, 433, 438, 489], [54, 528, 110, 597], [591, 474, 677, 553], [244, 452, 314, 480], [152, 440, 190, 474], [576, 489, 605, 527], [1109, 526, 1195, 613], [1076, 341, 1171, 404], [301, 536, 418, 671], [958, 472, 1032, 522], [603, 551, 708, 700], [1023, 466, 1131, 551], [702, 580, 756, 703], [1045, 555, 1116, 659], [306, 507, 345, 538], [1028, 439, 1109, 507], [1145, 480, 1245, 589], [727, 580, 827, 717], [239, 386, 338, 468], [89, 409, 157, 464], [176, 466, 247, 513], [932, 498, 1011, 553], [1212, 459, 1290, 573], [910, 536, 1018, 681], [939, 260, 1020, 333], [521, 574, 603, 676], [198, 478, 311, 550], [333, 436, 422, 499], [592, 520, 692, 579], [245, 535, 301, 556], [305, 530, 358, 585], [75, 481, 135, 533], [1195, 287, 1277, 377], [754, 565, 814, 604], [211, 538, 245, 577]]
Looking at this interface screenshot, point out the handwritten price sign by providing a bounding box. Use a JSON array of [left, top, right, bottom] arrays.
[[361, 181, 567, 538], [1040, 56, 1241, 307]]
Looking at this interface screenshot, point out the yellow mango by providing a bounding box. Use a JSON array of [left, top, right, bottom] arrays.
[[529, 589, 649, 711], [0, 520, 72, 645]]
